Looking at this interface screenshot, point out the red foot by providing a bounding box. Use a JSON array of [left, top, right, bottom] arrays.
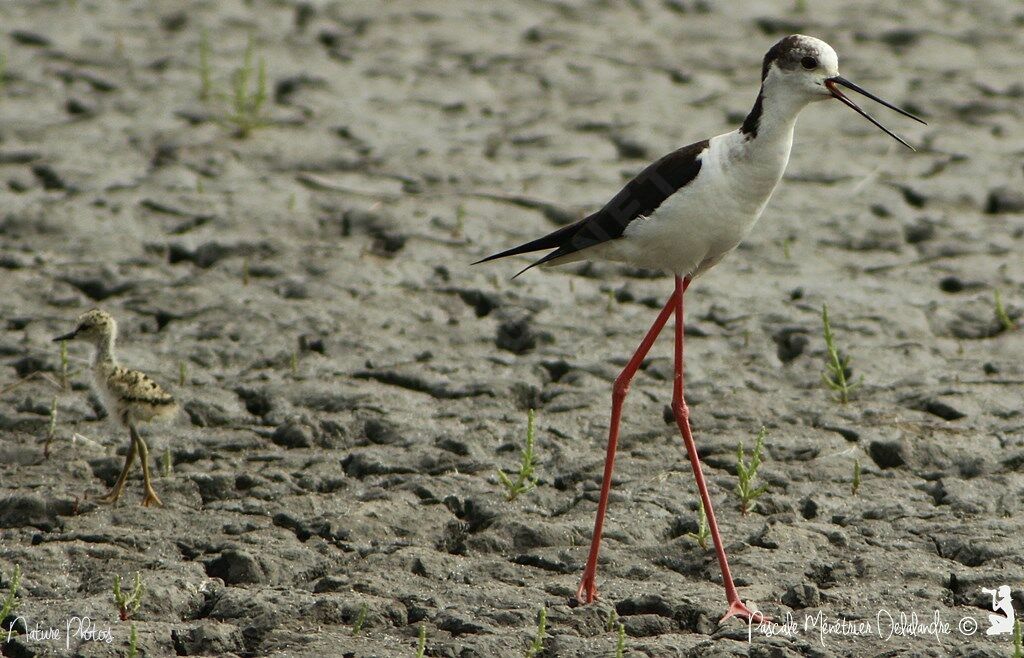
[[576, 574, 599, 604], [720, 599, 769, 624]]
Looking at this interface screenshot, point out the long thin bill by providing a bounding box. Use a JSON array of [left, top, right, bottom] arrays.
[[825, 79, 916, 150], [829, 76, 927, 125]]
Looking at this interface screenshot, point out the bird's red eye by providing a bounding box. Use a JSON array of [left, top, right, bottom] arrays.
[[801, 56, 818, 70]]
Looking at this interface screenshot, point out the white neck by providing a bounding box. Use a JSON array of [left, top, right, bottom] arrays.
[[740, 83, 808, 149], [93, 333, 116, 367]]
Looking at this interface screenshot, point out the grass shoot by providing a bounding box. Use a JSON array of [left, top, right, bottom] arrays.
[[735, 427, 769, 515], [1, 564, 21, 623], [114, 572, 144, 621], [352, 602, 368, 635], [686, 500, 710, 550], [44, 396, 57, 459], [416, 623, 427, 658], [498, 409, 539, 502], [821, 304, 860, 403], [852, 458, 862, 496], [995, 289, 1016, 332], [615, 622, 626, 658], [128, 623, 138, 658], [225, 38, 268, 138], [524, 605, 547, 658]]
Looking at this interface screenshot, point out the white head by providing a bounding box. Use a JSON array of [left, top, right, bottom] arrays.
[[53, 309, 118, 356], [761, 35, 839, 103], [753, 34, 926, 148]]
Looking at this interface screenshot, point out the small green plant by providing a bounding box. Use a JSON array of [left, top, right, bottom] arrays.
[[113, 572, 143, 621], [498, 409, 539, 501], [454, 205, 467, 239], [994, 289, 1016, 332], [605, 608, 618, 632], [224, 38, 268, 138], [614, 622, 626, 658], [44, 396, 58, 459], [1, 564, 21, 623], [524, 605, 547, 658], [178, 361, 187, 387], [242, 257, 250, 286], [198, 28, 212, 101], [162, 446, 172, 477], [793, 0, 808, 13], [352, 602, 368, 635], [852, 459, 862, 496], [821, 304, 860, 403], [735, 427, 769, 515], [415, 623, 427, 658], [686, 500, 710, 550], [127, 623, 138, 658], [1013, 618, 1022, 658], [59, 340, 69, 390]]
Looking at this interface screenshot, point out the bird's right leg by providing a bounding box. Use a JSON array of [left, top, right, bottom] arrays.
[[96, 432, 137, 504], [577, 287, 680, 604], [130, 424, 163, 507]]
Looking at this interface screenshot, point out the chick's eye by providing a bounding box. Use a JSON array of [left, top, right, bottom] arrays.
[[801, 56, 818, 70]]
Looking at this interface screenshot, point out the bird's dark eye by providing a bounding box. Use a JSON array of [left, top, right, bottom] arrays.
[[801, 56, 818, 70]]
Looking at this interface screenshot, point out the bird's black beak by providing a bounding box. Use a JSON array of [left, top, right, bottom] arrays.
[[52, 329, 78, 343], [825, 76, 927, 151]]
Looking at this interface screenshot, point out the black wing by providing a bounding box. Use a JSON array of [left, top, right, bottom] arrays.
[[474, 138, 710, 275]]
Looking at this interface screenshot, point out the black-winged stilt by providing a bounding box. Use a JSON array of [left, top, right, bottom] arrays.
[[476, 34, 925, 622]]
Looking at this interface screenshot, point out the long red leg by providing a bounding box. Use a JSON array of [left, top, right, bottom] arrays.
[[576, 287, 679, 604], [671, 275, 762, 622]]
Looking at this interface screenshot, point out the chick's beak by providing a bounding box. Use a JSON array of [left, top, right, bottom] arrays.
[[52, 329, 79, 342], [825, 76, 927, 150]]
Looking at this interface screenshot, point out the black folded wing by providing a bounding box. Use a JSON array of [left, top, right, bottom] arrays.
[[475, 138, 709, 275]]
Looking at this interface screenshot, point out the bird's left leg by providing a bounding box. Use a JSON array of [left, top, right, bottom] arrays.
[[96, 434, 137, 504], [130, 423, 163, 507], [670, 275, 763, 623]]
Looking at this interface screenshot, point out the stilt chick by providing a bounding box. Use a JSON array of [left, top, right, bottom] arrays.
[[53, 309, 177, 506]]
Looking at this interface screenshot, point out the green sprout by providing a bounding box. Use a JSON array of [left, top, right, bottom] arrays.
[[415, 623, 427, 658], [735, 427, 769, 515], [498, 409, 539, 501], [352, 602, 368, 635], [44, 396, 58, 459], [59, 340, 69, 390], [524, 605, 547, 658], [1013, 618, 1022, 658], [198, 28, 212, 101], [852, 459, 862, 496], [686, 500, 710, 550], [615, 622, 626, 658], [821, 304, 860, 403], [114, 572, 144, 621], [127, 623, 138, 658], [162, 446, 172, 478], [1, 565, 21, 624], [224, 38, 268, 138], [995, 289, 1016, 332], [605, 608, 618, 632], [178, 361, 187, 387]]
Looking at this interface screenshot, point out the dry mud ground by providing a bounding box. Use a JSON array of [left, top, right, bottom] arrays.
[[2, 1, 1024, 656]]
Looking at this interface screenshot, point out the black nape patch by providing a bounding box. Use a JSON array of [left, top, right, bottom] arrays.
[[740, 89, 765, 138], [761, 34, 805, 80]]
